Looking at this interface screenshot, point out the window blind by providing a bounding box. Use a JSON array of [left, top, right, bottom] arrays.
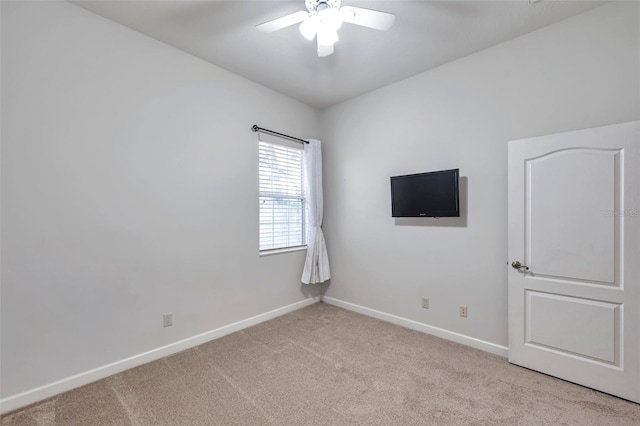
[[259, 140, 305, 251]]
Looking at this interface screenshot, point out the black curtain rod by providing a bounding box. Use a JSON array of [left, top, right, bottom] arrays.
[[251, 125, 309, 144]]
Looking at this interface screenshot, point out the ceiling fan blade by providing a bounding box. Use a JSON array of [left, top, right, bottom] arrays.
[[339, 6, 395, 31], [317, 39, 334, 57], [317, 27, 338, 57], [256, 11, 309, 33]]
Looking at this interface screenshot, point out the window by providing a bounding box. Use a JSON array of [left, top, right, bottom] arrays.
[[259, 140, 306, 252]]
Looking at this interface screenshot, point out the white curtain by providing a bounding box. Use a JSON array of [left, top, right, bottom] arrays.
[[301, 139, 331, 284]]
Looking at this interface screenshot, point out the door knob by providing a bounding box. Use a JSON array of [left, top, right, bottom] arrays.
[[511, 261, 529, 272]]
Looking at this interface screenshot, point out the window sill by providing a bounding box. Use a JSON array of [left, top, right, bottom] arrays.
[[259, 246, 307, 257]]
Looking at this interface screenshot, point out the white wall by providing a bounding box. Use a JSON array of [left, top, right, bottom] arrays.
[[1, 1, 320, 400], [320, 2, 639, 349]]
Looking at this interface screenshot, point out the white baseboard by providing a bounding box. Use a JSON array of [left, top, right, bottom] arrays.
[[0, 297, 320, 414], [322, 296, 508, 358]]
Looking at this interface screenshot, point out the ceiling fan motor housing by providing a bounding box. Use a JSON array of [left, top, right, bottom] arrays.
[[306, 0, 341, 14]]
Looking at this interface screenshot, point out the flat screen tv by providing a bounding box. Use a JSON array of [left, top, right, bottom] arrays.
[[390, 169, 460, 217]]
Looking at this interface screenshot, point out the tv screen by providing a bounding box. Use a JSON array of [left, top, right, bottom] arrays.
[[390, 169, 460, 217]]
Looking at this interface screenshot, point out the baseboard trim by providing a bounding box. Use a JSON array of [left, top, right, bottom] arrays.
[[0, 297, 320, 414], [322, 296, 508, 358]]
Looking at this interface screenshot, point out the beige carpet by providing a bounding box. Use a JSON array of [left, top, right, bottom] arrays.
[[3, 302, 640, 425]]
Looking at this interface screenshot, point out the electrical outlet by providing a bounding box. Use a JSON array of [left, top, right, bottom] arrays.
[[459, 306, 468, 318], [163, 313, 173, 328], [421, 297, 429, 309]]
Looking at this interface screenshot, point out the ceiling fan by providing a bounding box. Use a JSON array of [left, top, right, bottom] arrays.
[[256, 0, 395, 57]]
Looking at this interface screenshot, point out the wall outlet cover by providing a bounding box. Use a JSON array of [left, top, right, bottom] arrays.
[[163, 313, 173, 328]]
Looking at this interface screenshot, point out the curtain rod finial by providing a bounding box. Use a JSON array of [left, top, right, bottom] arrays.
[[251, 125, 259, 132]]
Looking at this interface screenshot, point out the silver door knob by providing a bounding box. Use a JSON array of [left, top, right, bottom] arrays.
[[511, 261, 529, 272]]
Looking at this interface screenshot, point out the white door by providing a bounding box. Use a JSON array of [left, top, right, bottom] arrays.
[[508, 121, 640, 403]]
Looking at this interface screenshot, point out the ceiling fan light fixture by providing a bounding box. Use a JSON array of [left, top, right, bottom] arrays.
[[299, 16, 318, 40], [317, 27, 338, 46], [318, 8, 343, 32]]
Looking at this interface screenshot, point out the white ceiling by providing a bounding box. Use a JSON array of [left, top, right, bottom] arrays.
[[73, 0, 605, 109]]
